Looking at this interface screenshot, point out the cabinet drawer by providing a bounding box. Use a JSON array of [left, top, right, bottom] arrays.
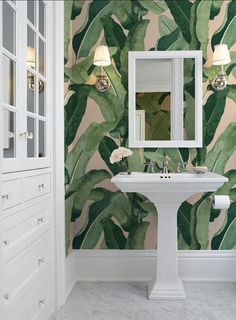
[[5, 270, 53, 320], [2, 200, 52, 263], [1, 179, 22, 210], [3, 235, 52, 317], [23, 174, 51, 202]]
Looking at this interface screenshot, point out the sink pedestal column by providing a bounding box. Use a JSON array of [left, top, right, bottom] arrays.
[[111, 172, 228, 299], [146, 198, 186, 300]]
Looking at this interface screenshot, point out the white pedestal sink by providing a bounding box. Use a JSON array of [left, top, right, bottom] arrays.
[[111, 172, 228, 299]]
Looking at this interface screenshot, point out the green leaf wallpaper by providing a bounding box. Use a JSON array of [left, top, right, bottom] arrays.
[[64, 0, 236, 254]]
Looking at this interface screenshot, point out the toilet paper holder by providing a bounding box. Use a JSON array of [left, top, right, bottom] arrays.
[[208, 195, 232, 206]]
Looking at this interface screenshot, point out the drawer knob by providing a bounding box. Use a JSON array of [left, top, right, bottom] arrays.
[[37, 217, 45, 225], [38, 258, 45, 266], [38, 183, 46, 189], [3, 240, 9, 247], [39, 299, 46, 308], [2, 194, 9, 200], [3, 293, 10, 301]]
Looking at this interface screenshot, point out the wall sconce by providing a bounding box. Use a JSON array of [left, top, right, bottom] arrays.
[[27, 47, 44, 93], [93, 45, 111, 92], [211, 44, 231, 91]]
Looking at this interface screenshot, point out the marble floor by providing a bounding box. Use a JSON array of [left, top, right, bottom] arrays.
[[50, 282, 236, 320]]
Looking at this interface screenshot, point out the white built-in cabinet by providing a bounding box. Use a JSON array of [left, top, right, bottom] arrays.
[[1, 0, 51, 173], [0, 1, 56, 320]]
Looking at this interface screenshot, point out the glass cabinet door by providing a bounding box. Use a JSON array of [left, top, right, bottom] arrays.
[[25, 0, 48, 167], [2, 1, 17, 163], [1, 0, 51, 172]]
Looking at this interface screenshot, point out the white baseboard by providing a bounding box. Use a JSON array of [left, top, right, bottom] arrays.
[[65, 249, 236, 299]]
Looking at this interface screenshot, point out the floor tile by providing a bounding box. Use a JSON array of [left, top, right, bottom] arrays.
[[50, 282, 236, 320]]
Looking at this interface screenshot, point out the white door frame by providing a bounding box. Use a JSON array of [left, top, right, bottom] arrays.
[[52, 0, 66, 309]]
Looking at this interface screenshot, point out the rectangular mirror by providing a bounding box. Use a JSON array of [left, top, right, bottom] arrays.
[[128, 51, 202, 148]]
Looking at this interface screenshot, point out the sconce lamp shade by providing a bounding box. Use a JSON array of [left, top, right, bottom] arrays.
[[93, 45, 111, 66], [212, 44, 231, 65], [27, 46, 35, 68]]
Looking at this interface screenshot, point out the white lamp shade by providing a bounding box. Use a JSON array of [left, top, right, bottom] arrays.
[[212, 44, 231, 65], [93, 45, 111, 66]]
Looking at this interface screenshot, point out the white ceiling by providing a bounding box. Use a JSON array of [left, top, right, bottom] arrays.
[[136, 59, 172, 92]]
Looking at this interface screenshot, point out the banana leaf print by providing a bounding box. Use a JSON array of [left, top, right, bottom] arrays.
[[64, 0, 236, 254]]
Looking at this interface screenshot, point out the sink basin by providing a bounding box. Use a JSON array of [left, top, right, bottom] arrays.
[[112, 172, 227, 198], [120, 172, 197, 178], [113, 171, 227, 180], [111, 171, 228, 300]]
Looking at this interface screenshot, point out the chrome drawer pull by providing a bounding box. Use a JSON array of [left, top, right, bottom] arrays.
[[39, 299, 46, 307], [38, 183, 46, 189], [37, 217, 45, 225], [3, 240, 9, 247], [2, 194, 9, 200], [38, 258, 45, 266]]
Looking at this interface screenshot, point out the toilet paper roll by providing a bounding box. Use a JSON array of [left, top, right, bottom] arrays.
[[212, 195, 231, 209]]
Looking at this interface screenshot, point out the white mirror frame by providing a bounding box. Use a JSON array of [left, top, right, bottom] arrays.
[[128, 51, 203, 148]]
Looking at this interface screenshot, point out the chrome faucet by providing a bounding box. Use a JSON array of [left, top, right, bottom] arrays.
[[176, 163, 182, 173], [176, 162, 187, 173], [162, 157, 169, 174], [144, 160, 157, 173]]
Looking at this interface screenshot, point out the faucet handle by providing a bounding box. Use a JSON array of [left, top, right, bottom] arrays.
[[182, 161, 188, 170], [176, 162, 182, 173], [176, 161, 188, 173]]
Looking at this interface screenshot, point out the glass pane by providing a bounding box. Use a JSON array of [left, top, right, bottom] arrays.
[[38, 80, 45, 116], [135, 59, 171, 141], [3, 55, 15, 106], [27, 117, 35, 157], [3, 110, 15, 158], [38, 0, 45, 37], [27, 26, 36, 69], [38, 39, 45, 76], [3, 1, 15, 54], [27, 71, 35, 113], [38, 120, 45, 157], [27, 0, 35, 25]]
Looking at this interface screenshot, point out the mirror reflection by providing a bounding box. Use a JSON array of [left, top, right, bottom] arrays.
[[135, 58, 195, 142]]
